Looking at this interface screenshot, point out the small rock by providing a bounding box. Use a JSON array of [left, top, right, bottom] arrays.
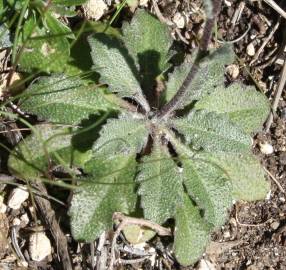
[[83, 0, 108, 21], [226, 64, 240, 79], [259, 142, 274, 155], [0, 196, 7, 213], [246, 43, 255, 56], [29, 232, 52, 261], [20, 213, 29, 227], [8, 187, 29, 210], [139, 0, 148, 6], [223, 231, 231, 238], [197, 259, 217, 270], [279, 197, 286, 202], [271, 221, 280, 230], [12, 218, 21, 226], [173, 13, 185, 29]]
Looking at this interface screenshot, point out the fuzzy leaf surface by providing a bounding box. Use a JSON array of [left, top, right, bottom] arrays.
[[195, 83, 270, 133], [165, 45, 235, 108], [173, 110, 251, 153], [19, 16, 70, 73], [122, 9, 173, 91], [20, 75, 119, 125], [174, 195, 210, 266], [88, 33, 144, 100], [200, 152, 270, 201], [8, 125, 90, 179], [182, 157, 232, 227], [94, 113, 149, 154], [137, 143, 184, 224], [70, 151, 137, 241]]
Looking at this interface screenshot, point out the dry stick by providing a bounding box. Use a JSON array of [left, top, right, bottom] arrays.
[[33, 182, 73, 270], [263, 0, 286, 20], [263, 167, 285, 194], [156, 0, 222, 120], [250, 19, 281, 65], [108, 212, 171, 270], [265, 58, 286, 131]]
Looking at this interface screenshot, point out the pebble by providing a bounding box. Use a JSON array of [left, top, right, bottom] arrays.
[[223, 231, 231, 238], [29, 232, 52, 261], [8, 187, 29, 210], [259, 142, 274, 155], [226, 64, 240, 79], [270, 221, 280, 230], [20, 213, 29, 227], [197, 259, 217, 270], [0, 196, 7, 213], [246, 43, 255, 56], [173, 13, 185, 29], [139, 0, 148, 6], [83, 0, 108, 20]]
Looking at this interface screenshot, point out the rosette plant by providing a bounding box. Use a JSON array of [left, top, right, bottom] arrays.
[[8, 0, 270, 265]]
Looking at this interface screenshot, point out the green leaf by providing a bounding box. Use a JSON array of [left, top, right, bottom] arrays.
[[195, 83, 270, 133], [137, 143, 184, 224], [172, 110, 251, 153], [19, 16, 70, 73], [8, 125, 90, 179], [165, 45, 235, 108], [88, 33, 144, 101], [45, 12, 75, 39], [94, 113, 149, 154], [20, 75, 119, 125], [200, 152, 270, 201], [122, 9, 173, 91], [70, 151, 137, 241], [174, 194, 210, 266], [182, 157, 232, 227], [51, 0, 88, 6], [123, 224, 156, 244]]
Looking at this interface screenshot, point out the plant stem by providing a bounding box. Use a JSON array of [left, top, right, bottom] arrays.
[[156, 0, 222, 120]]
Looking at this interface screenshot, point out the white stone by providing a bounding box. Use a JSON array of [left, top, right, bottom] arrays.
[[246, 43, 255, 56], [20, 213, 29, 226], [139, 0, 148, 6], [12, 218, 21, 226], [173, 13, 185, 29], [83, 0, 108, 20], [198, 259, 217, 270], [226, 64, 239, 79], [223, 231, 231, 238], [0, 196, 7, 213], [8, 187, 29, 209], [259, 142, 274, 155], [29, 232, 52, 261]]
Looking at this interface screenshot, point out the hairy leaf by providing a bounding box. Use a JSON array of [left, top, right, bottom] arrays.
[[200, 152, 270, 201], [94, 113, 149, 154], [19, 16, 70, 73], [20, 75, 119, 125], [88, 33, 145, 102], [195, 83, 270, 133], [8, 125, 90, 179], [182, 157, 232, 227], [122, 9, 173, 91], [165, 45, 235, 108], [173, 110, 251, 153], [174, 195, 210, 266], [137, 143, 184, 224], [70, 151, 137, 241]]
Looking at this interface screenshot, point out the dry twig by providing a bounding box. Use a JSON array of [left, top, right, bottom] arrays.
[[263, 0, 286, 19], [265, 58, 286, 131]]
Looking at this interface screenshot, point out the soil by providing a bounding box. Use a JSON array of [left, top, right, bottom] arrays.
[[0, 0, 286, 269]]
